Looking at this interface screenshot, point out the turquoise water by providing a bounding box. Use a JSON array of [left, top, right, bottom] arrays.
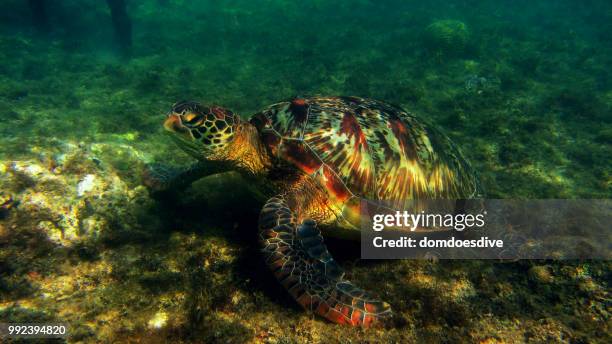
[[0, 1, 610, 342]]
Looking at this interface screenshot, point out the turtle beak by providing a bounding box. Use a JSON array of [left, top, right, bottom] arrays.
[[164, 114, 194, 141], [164, 114, 184, 132]]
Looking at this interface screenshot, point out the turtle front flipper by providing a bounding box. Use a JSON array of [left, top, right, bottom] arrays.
[[259, 196, 392, 327], [143, 160, 232, 194]]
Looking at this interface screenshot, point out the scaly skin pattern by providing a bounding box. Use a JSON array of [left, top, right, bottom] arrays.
[[165, 101, 238, 159], [250, 96, 481, 230], [258, 196, 392, 327]]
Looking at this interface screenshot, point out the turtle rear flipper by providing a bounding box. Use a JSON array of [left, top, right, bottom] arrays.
[[259, 196, 392, 327]]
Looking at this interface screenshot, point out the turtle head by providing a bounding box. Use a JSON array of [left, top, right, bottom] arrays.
[[164, 101, 239, 160], [164, 101, 270, 173]]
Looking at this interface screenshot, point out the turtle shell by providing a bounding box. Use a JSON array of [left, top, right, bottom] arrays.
[[250, 96, 481, 227]]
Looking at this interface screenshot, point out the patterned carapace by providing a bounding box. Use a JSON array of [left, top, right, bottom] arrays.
[[251, 96, 481, 228]]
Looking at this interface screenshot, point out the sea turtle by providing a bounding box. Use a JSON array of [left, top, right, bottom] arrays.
[[150, 96, 481, 327]]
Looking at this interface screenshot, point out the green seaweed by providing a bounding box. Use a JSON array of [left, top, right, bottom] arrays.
[[423, 19, 471, 58]]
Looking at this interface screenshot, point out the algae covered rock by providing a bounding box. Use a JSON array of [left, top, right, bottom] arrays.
[[0, 140, 159, 247], [0, 190, 14, 219], [423, 19, 470, 57], [528, 265, 554, 284]]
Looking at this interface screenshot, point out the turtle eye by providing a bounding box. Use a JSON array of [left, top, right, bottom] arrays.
[[183, 112, 196, 122], [183, 112, 203, 126]]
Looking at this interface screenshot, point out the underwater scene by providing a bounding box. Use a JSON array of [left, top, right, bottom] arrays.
[[0, 0, 610, 342]]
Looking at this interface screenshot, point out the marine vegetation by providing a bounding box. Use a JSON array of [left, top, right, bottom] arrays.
[[0, 0, 610, 343], [423, 19, 470, 57]]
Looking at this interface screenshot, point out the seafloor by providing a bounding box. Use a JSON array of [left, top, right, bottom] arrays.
[[0, 1, 610, 343]]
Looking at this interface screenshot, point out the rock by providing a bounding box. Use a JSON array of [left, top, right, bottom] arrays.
[[0, 191, 14, 219], [528, 265, 554, 284], [147, 311, 168, 329], [76, 174, 97, 197], [0, 140, 159, 246]]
